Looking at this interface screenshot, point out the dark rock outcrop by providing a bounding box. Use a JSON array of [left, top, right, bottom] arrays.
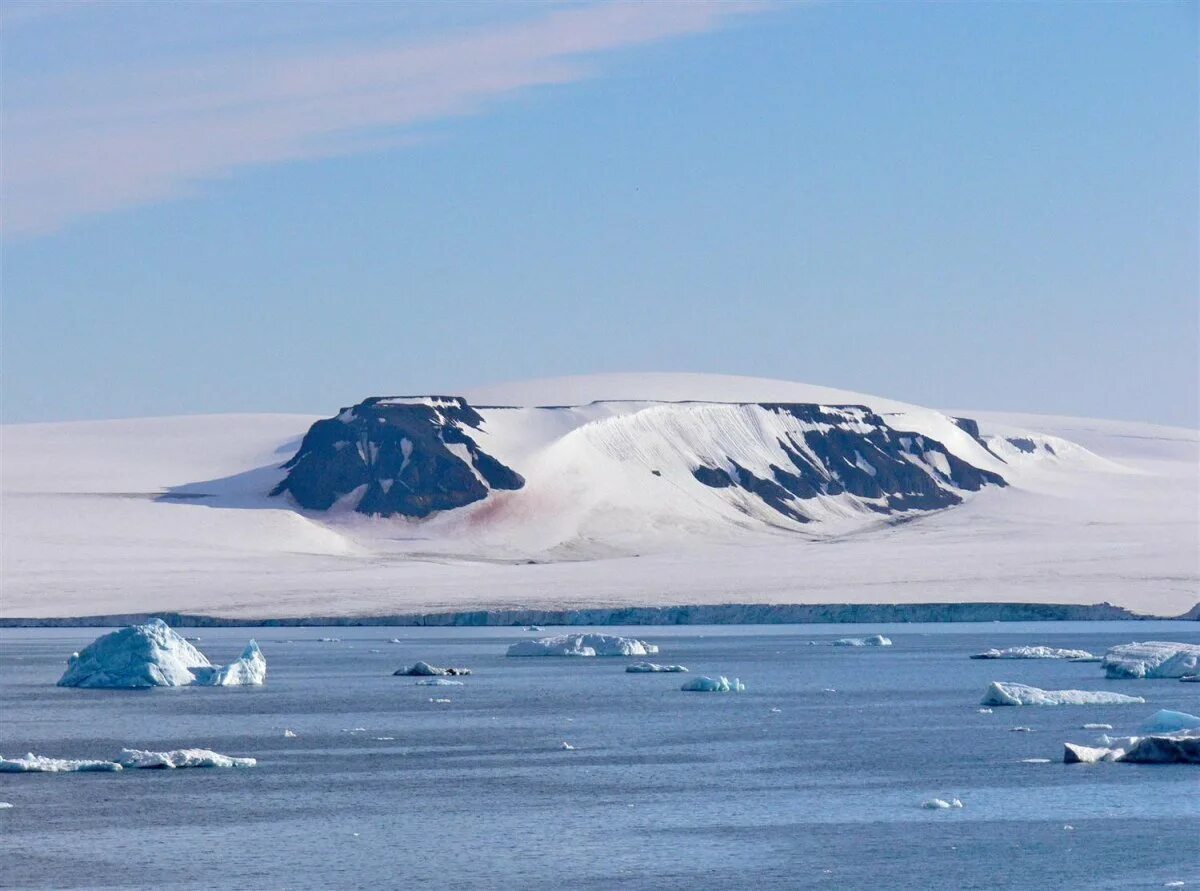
[[271, 396, 523, 517]]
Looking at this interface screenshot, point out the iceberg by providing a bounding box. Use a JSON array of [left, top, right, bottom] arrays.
[[414, 678, 463, 686], [626, 662, 688, 673], [0, 753, 122, 773], [921, 798, 964, 809], [506, 634, 658, 658], [832, 635, 892, 647], [1101, 641, 1200, 679], [681, 676, 745, 693], [970, 646, 1096, 661], [981, 681, 1145, 707], [57, 620, 265, 688], [1064, 730, 1200, 765], [206, 641, 266, 686], [393, 661, 471, 676], [116, 748, 256, 769], [1138, 709, 1200, 734]]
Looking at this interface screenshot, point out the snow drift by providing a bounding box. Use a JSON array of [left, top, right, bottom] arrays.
[[980, 682, 1144, 707], [57, 620, 265, 688]]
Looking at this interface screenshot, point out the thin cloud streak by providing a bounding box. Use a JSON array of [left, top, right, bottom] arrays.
[[2, 1, 766, 236]]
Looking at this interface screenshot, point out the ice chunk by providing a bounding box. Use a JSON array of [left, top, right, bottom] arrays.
[[1082, 723, 1113, 730], [0, 753, 122, 772], [977, 708, 993, 714], [832, 635, 892, 647], [1063, 743, 1115, 764], [393, 661, 471, 676], [57, 620, 264, 688], [116, 748, 256, 769], [560, 742, 575, 750], [506, 634, 658, 658], [206, 641, 266, 686], [0, 802, 12, 808], [414, 678, 463, 686], [921, 798, 963, 809], [1138, 709, 1200, 734], [681, 676, 744, 693], [1064, 730, 1200, 765], [1102, 641, 1200, 679], [283, 729, 297, 738], [626, 662, 688, 673], [1182, 675, 1200, 683], [970, 646, 1096, 661], [981, 681, 1144, 707]]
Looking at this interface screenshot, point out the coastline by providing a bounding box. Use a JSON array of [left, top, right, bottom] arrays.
[[2, 600, 1194, 628]]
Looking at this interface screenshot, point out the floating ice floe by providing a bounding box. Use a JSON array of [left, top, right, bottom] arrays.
[[1139, 709, 1200, 734], [0, 802, 12, 808], [626, 662, 688, 673], [681, 676, 744, 693], [978, 708, 993, 714], [560, 742, 575, 750], [0, 754, 123, 773], [970, 646, 1096, 661], [283, 729, 297, 738], [525, 626, 544, 632], [1101, 641, 1200, 679], [317, 638, 341, 643], [116, 748, 256, 769], [1082, 723, 1113, 731], [1021, 758, 1052, 764], [393, 661, 471, 677], [506, 634, 658, 658], [921, 798, 963, 809], [1064, 732, 1200, 765], [57, 620, 266, 688], [1010, 726, 1035, 732], [981, 682, 1144, 707], [414, 678, 463, 686], [0, 748, 255, 772], [832, 635, 892, 647], [429, 698, 452, 703]]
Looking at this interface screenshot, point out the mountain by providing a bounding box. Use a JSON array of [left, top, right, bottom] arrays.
[[2, 374, 1196, 620]]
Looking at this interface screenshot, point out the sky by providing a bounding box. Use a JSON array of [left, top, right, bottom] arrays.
[[2, 1, 1196, 426]]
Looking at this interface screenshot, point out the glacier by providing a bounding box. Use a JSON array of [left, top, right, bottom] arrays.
[[626, 662, 689, 673], [980, 682, 1145, 707], [970, 646, 1096, 661], [507, 634, 659, 657], [57, 620, 266, 688], [1101, 641, 1200, 679], [681, 676, 745, 693]]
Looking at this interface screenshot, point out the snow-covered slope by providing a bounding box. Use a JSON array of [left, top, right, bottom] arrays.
[[2, 374, 1196, 619]]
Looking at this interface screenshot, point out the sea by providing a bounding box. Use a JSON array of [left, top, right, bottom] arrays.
[[1, 621, 1197, 890]]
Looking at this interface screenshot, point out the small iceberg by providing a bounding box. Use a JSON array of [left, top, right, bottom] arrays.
[[0, 754, 122, 773], [1139, 709, 1200, 735], [1082, 723, 1113, 731], [560, 741, 575, 751], [981, 681, 1144, 707], [1064, 730, 1200, 765], [681, 676, 744, 693], [283, 729, 297, 738], [1102, 641, 1200, 679], [57, 620, 265, 688], [414, 678, 463, 686], [921, 798, 964, 810], [506, 634, 658, 658], [393, 661, 471, 677], [832, 635, 892, 647], [626, 662, 688, 673], [116, 748, 256, 769], [970, 646, 1096, 661]]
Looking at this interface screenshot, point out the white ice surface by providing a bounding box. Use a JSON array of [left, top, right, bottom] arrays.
[[56, 620, 264, 688], [681, 676, 745, 693], [981, 682, 1145, 707], [832, 635, 892, 647], [1102, 641, 1200, 679], [116, 748, 256, 769], [506, 634, 658, 657], [2, 375, 1197, 619], [0, 754, 122, 773], [626, 662, 689, 673], [970, 646, 1097, 661]]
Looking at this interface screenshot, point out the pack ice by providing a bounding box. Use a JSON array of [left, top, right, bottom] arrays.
[[506, 634, 659, 657], [681, 676, 745, 692], [57, 619, 266, 688], [981, 682, 1144, 707], [0, 748, 256, 772], [832, 635, 892, 647], [970, 646, 1096, 661], [1101, 641, 1200, 679]]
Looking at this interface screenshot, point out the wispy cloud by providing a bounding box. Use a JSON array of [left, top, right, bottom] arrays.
[[2, 1, 765, 236]]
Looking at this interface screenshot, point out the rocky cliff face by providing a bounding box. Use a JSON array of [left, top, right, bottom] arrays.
[[271, 397, 523, 517]]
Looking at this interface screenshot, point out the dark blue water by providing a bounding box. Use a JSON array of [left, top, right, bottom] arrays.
[[1, 622, 1198, 890]]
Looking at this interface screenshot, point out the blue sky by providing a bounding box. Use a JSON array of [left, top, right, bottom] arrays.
[[3, 1, 1196, 425]]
